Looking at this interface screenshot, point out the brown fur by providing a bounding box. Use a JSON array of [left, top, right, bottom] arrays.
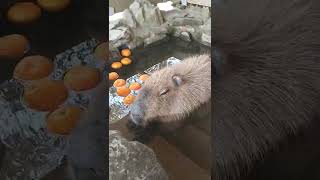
[[130, 54, 211, 128], [214, 0, 320, 179]]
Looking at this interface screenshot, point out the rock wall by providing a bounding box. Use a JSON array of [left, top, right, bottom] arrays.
[[109, 0, 211, 50]]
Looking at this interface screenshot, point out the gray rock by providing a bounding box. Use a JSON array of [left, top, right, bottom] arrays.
[[109, 18, 121, 30], [109, 131, 169, 180], [171, 17, 203, 26], [109, 0, 211, 49], [161, 8, 188, 22], [172, 25, 195, 34], [185, 6, 210, 21], [180, 31, 192, 41], [144, 5, 162, 26], [129, 1, 145, 26], [201, 17, 211, 35], [144, 33, 167, 46], [150, 26, 169, 35], [109, 10, 136, 30], [130, 0, 165, 27], [123, 9, 137, 28], [109, 27, 132, 48], [171, 25, 196, 42], [134, 27, 151, 40], [201, 33, 211, 47], [199, 18, 211, 46]]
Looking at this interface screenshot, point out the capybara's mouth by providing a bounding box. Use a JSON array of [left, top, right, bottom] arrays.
[[126, 119, 159, 144]]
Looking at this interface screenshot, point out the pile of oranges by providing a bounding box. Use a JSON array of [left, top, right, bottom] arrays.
[[109, 48, 149, 105], [0, 1, 89, 136]]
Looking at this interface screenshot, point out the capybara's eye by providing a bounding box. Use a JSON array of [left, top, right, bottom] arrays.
[[159, 88, 169, 96]]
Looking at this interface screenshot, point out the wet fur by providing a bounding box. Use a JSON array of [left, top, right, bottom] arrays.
[[214, 0, 320, 179], [131, 54, 211, 126], [128, 55, 211, 145]]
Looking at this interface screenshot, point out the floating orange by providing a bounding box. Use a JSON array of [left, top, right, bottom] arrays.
[[129, 82, 141, 90], [23, 79, 68, 111], [63, 65, 101, 91], [120, 58, 132, 65], [117, 87, 131, 97], [121, 48, 131, 57], [46, 106, 82, 135], [111, 62, 122, 69], [0, 34, 29, 59], [109, 72, 119, 81], [113, 79, 126, 87], [139, 74, 149, 82], [7, 2, 41, 24], [13, 55, 54, 80], [37, 0, 71, 12], [124, 94, 135, 105]]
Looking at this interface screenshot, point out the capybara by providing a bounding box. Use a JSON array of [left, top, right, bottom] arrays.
[[213, 0, 320, 179], [129, 54, 211, 132]]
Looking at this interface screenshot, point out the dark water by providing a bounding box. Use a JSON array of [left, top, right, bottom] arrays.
[[109, 37, 211, 84]]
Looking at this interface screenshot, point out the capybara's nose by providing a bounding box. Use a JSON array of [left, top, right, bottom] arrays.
[[129, 101, 145, 126]]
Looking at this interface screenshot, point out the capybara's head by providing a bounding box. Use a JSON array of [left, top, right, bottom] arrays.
[[130, 54, 211, 127]]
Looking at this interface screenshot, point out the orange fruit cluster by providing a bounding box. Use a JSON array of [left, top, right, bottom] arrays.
[[110, 48, 133, 68], [109, 47, 138, 105], [110, 48, 133, 70], [2, 0, 94, 137]]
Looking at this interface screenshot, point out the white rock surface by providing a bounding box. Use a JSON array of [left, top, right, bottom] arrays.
[[201, 33, 211, 47], [109, 130, 169, 180], [200, 17, 211, 46], [157, 1, 175, 11], [109, 10, 136, 29], [129, 1, 145, 26], [109, 27, 132, 48], [180, 31, 192, 41]]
